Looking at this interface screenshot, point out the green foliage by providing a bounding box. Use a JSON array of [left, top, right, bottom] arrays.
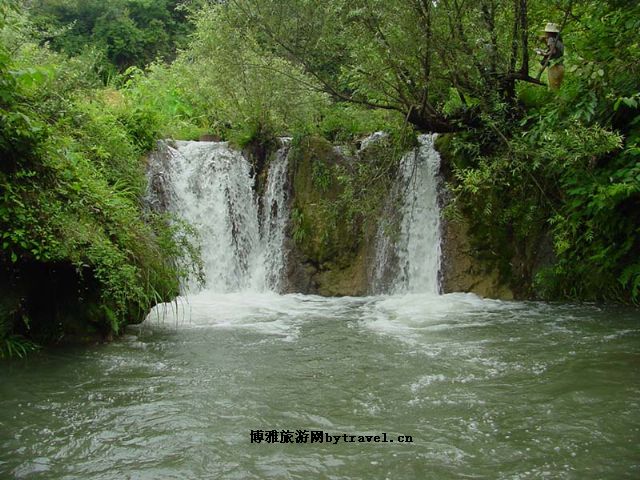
[[27, 0, 190, 72], [109, 2, 412, 146], [173, 3, 329, 141], [0, 308, 39, 359], [447, 1, 640, 303], [223, 0, 566, 132], [0, 12, 199, 351], [0, 334, 39, 358], [332, 124, 417, 230], [316, 104, 405, 142], [291, 207, 308, 245], [118, 63, 205, 140], [290, 131, 411, 266], [312, 160, 332, 193]]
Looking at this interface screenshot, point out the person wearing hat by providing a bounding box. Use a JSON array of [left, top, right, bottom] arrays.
[[536, 22, 565, 90]]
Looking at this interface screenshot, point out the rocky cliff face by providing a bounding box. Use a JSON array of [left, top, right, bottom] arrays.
[[249, 133, 527, 299], [435, 135, 552, 300], [279, 137, 377, 296], [439, 213, 515, 299]]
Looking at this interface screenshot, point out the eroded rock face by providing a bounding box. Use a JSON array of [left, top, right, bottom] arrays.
[[282, 242, 370, 297], [280, 136, 376, 296], [435, 134, 550, 301], [440, 214, 514, 300], [253, 132, 528, 299]]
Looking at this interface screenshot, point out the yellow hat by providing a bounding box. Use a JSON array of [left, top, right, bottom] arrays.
[[544, 23, 560, 33]]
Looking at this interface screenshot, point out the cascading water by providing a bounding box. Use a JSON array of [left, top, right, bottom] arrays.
[[372, 134, 442, 295], [146, 140, 290, 293], [256, 142, 290, 292], [147, 134, 440, 296]]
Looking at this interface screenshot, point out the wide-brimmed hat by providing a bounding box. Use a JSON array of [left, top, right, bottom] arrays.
[[544, 22, 560, 33]]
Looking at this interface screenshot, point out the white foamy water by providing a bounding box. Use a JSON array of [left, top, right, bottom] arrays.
[[146, 140, 290, 293], [372, 134, 442, 294], [254, 144, 290, 292]]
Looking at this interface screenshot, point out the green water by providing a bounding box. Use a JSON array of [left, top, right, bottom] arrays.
[[1, 292, 639, 479]]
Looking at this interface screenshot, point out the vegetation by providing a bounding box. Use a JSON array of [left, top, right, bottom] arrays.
[[0, 0, 638, 356], [443, 1, 640, 301], [0, 0, 198, 356], [217, 0, 639, 302], [27, 0, 190, 73]]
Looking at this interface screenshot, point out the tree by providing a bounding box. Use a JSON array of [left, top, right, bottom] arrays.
[[165, 3, 329, 142], [223, 0, 548, 132], [26, 0, 190, 71], [447, 0, 640, 301]]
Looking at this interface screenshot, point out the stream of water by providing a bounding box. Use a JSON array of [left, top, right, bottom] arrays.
[[1, 295, 638, 478], [145, 140, 290, 293]]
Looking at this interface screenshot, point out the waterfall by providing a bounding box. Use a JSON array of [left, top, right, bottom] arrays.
[[372, 134, 442, 295], [146, 140, 290, 293], [257, 143, 290, 292]]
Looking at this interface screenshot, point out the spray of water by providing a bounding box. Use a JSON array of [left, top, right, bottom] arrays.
[[372, 134, 442, 294], [147, 140, 290, 293]]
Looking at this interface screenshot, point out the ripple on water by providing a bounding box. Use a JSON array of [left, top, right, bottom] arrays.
[[1, 294, 638, 479]]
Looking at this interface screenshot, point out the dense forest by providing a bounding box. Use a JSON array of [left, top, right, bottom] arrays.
[[1, 0, 638, 356]]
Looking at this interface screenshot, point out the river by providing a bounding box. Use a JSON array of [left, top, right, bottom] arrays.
[[1, 292, 638, 479]]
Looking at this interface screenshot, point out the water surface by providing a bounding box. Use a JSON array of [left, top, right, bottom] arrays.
[[1, 293, 639, 479]]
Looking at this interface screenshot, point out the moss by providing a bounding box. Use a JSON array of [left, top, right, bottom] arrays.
[[315, 250, 369, 297], [284, 134, 401, 296], [289, 136, 360, 265]]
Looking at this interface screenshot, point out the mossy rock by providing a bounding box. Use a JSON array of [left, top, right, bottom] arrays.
[[289, 136, 361, 266], [284, 134, 406, 296], [315, 249, 369, 297]]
